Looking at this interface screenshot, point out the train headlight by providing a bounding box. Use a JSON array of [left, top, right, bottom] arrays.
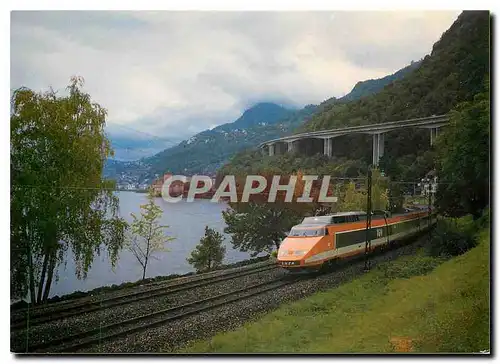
[[294, 250, 306, 256]]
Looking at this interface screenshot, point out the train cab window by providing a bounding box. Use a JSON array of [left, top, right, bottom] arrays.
[[333, 216, 347, 224], [289, 227, 327, 237]]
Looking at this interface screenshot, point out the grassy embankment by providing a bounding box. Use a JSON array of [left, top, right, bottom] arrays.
[[181, 222, 490, 353]]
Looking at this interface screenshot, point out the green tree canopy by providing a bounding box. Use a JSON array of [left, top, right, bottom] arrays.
[[11, 77, 127, 303], [187, 226, 226, 273], [223, 203, 302, 256], [216, 12, 489, 187], [435, 79, 490, 218], [336, 169, 389, 212]]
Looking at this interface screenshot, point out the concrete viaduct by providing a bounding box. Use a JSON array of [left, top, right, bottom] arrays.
[[258, 115, 449, 166]]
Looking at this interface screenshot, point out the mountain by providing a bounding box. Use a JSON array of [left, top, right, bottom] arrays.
[[218, 102, 293, 130], [105, 123, 182, 161], [219, 11, 490, 183], [338, 60, 422, 102], [302, 11, 490, 132], [108, 135, 181, 161], [104, 11, 491, 186], [142, 103, 317, 178], [104, 56, 431, 184], [103, 103, 317, 184], [319, 60, 422, 108]]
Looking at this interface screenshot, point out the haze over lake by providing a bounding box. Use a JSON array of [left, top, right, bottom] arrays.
[[50, 192, 260, 298]]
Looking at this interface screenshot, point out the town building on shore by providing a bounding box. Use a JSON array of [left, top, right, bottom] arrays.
[[151, 173, 217, 198]]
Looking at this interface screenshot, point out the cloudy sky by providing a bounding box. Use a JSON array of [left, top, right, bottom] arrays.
[[11, 11, 460, 141]]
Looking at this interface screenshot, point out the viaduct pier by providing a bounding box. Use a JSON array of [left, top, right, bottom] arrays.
[[258, 115, 449, 166]]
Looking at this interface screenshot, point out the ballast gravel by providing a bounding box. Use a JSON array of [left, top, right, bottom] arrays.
[[11, 266, 285, 352], [72, 238, 428, 353]]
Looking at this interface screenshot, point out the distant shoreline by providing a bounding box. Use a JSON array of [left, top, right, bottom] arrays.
[[116, 190, 216, 199]]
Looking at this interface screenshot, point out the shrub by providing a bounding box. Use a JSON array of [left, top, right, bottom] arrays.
[[187, 226, 226, 273], [474, 208, 490, 230], [428, 215, 477, 257], [377, 255, 444, 280]]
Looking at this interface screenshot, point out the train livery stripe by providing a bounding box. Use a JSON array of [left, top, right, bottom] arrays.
[[301, 215, 426, 266], [334, 217, 423, 249]]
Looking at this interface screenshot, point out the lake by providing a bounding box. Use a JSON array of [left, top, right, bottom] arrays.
[[49, 191, 260, 298]]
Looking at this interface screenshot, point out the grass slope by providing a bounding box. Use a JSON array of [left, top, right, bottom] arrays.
[[181, 230, 490, 353]]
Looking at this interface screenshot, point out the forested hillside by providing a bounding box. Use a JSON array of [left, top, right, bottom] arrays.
[[106, 58, 419, 183], [221, 11, 490, 183], [319, 60, 422, 107], [301, 11, 489, 132], [141, 103, 316, 178], [144, 56, 420, 177], [218, 11, 489, 261]]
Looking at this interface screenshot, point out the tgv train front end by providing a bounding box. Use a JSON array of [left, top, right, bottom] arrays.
[[276, 225, 328, 272]]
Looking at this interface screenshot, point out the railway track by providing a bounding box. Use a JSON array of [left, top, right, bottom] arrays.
[[14, 234, 431, 353], [19, 275, 299, 353], [11, 262, 278, 330]]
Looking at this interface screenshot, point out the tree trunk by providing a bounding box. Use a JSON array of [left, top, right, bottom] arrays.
[[42, 252, 56, 303], [37, 253, 49, 304], [143, 234, 151, 281], [27, 242, 36, 305]]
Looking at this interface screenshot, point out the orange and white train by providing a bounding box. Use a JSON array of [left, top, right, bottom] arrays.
[[277, 209, 432, 271]]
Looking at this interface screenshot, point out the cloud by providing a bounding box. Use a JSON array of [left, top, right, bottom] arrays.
[[10, 11, 460, 140]]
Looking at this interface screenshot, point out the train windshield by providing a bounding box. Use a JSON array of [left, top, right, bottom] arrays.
[[288, 227, 326, 237]]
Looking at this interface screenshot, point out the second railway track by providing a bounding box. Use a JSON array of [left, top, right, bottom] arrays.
[[16, 275, 299, 353], [12, 235, 430, 353], [11, 263, 278, 330]]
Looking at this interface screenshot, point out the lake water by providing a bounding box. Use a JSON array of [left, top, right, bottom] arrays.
[[50, 192, 260, 298]]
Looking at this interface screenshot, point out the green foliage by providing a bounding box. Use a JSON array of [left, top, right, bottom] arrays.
[[223, 203, 303, 256], [371, 169, 389, 211], [302, 12, 489, 133], [336, 169, 388, 212], [123, 104, 318, 179], [377, 255, 445, 280], [219, 12, 489, 186], [187, 226, 226, 273], [337, 182, 366, 211], [386, 182, 405, 213], [10, 77, 127, 302], [126, 189, 175, 280], [107, 58, 413, 180], [322, 60, 422, 106], [435, 79, 490, 218], [106, 58, 413, 181], [379, 150, 437, 186], [474, 208, 490, 230], [428, 215, 478, 257], [220, 151, 369, 179]]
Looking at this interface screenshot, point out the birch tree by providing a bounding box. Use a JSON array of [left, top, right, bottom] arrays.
[[11, 77, 126, 303], [126, 190, 175, 280]]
